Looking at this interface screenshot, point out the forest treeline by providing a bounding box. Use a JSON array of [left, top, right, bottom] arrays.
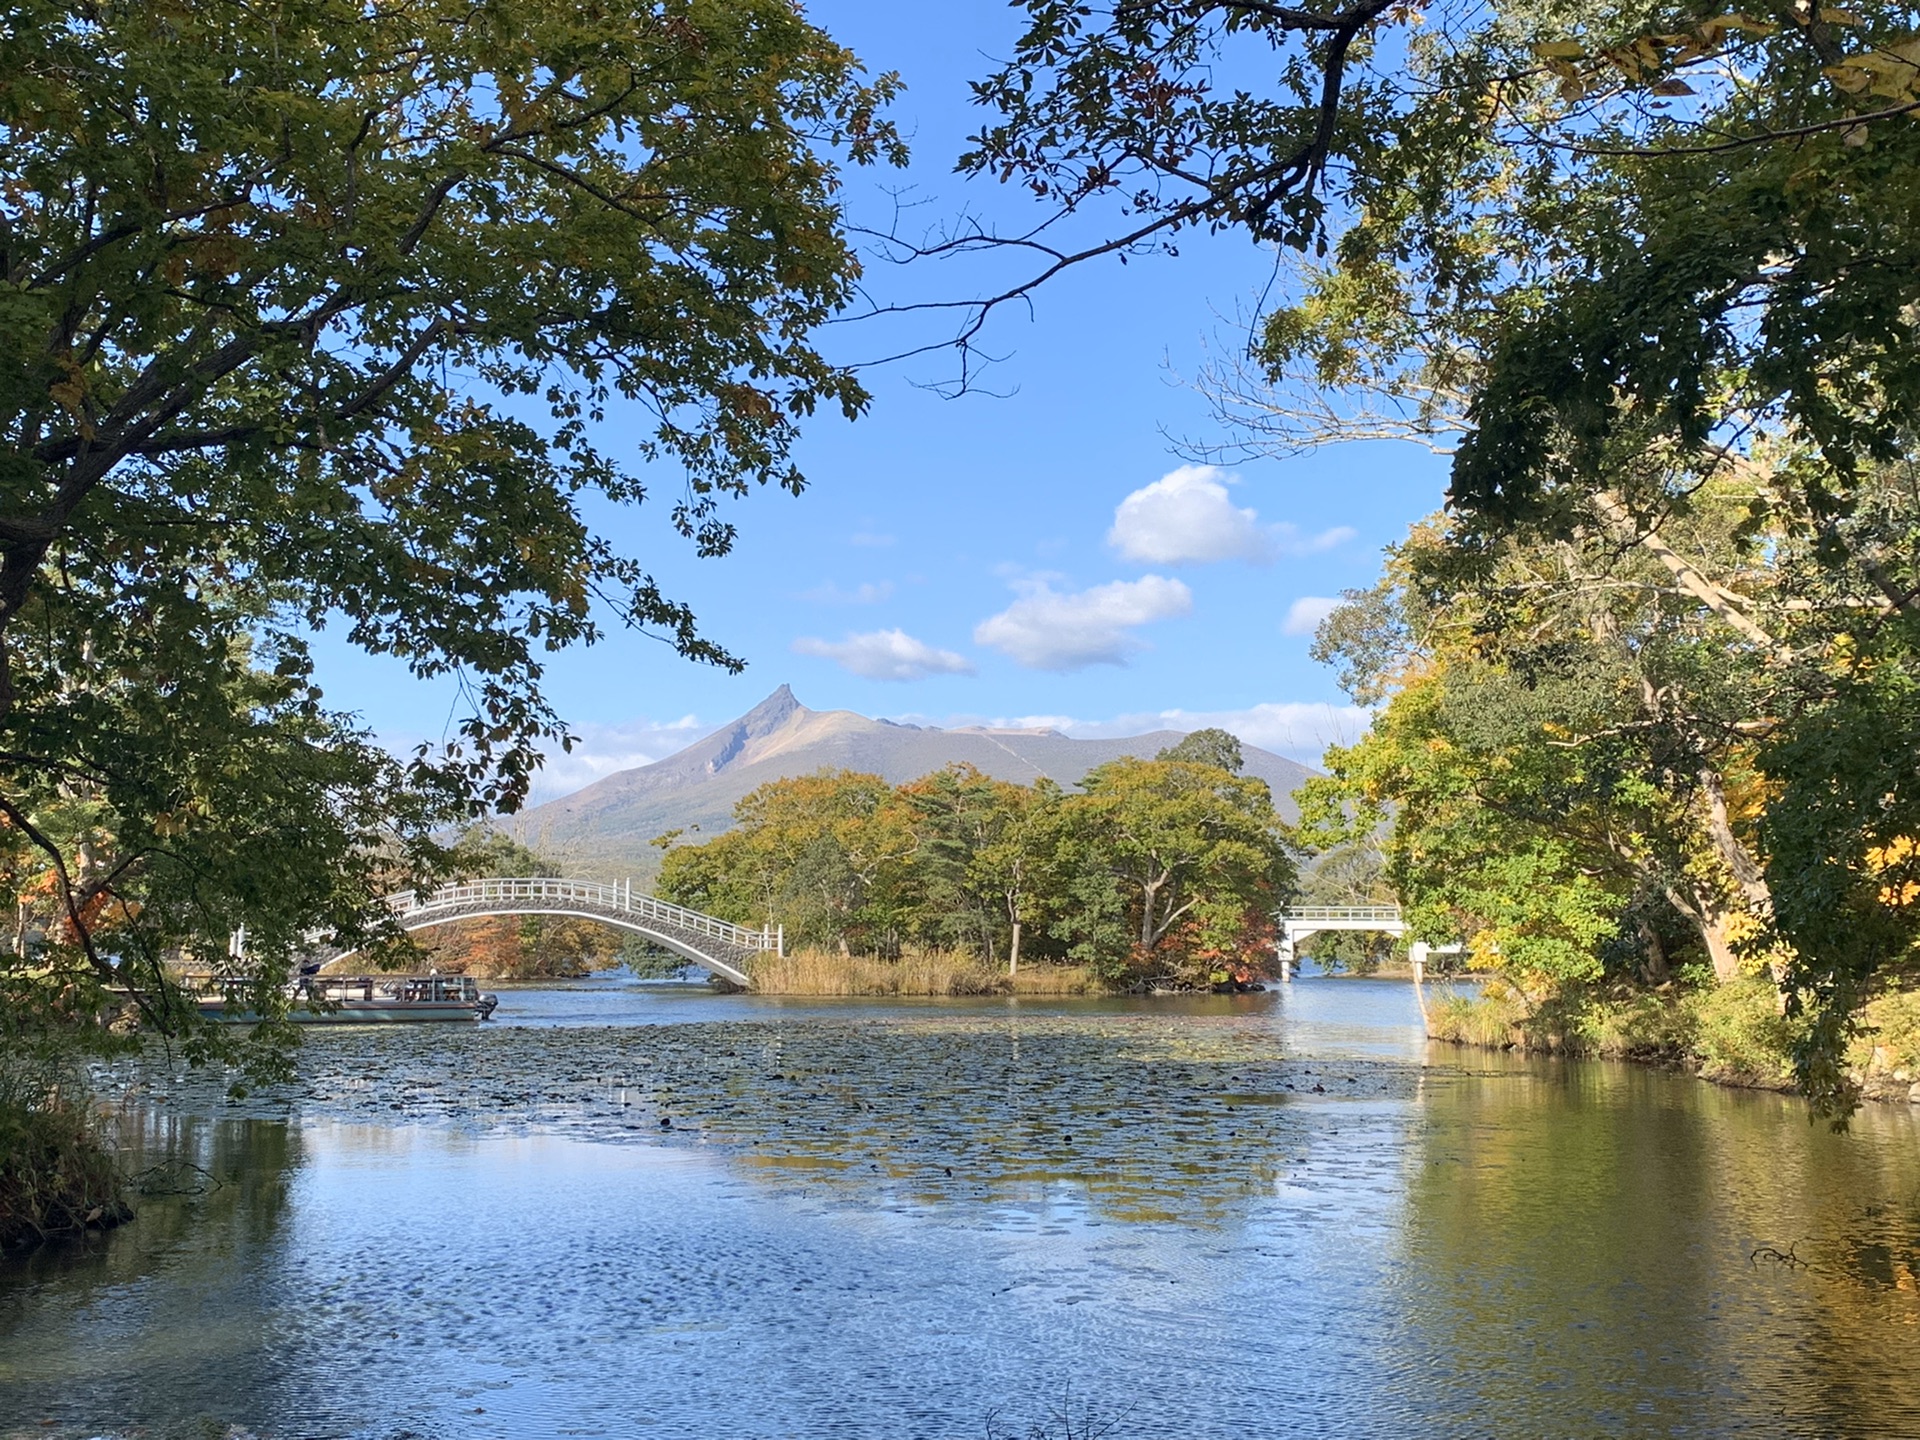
[[654, 732, 1294, 989]]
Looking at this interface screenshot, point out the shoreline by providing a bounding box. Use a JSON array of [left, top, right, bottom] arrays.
[[1416, 981, 1920, 1109]]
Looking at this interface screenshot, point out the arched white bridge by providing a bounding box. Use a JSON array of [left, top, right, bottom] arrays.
[[335, 878, 781, 986], [1275, 906, 1460, 980]]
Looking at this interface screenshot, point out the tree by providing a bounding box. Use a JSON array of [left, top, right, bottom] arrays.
[[965, 3, 1920, 522], [899, 765, 1056, 969], [885, 0, 1412, 382], [970, 779, 1063, 975], [1301, 660, 1624, 995], [0, 621, 439, 1066], [1053, 757, 1294, 986], [1301, 512, 1782, 996], [656, 760, 1301, 983], [1295, 840, 1395, 974], [656, 770, 912, 952], [1158, 728, 1244, 774], [0, 0, 901, 1050]]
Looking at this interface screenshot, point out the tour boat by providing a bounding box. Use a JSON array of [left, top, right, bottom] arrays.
[[192, 973, 500, 1023]]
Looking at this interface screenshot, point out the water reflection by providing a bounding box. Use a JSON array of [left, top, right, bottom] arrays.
[[2, 983, 1917, 1439], [1393, 1058, 1920, 1437], [1, 1113, 302, 1426]]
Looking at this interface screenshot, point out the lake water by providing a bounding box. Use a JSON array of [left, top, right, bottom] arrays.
[[4, 974, 1919, 1439]]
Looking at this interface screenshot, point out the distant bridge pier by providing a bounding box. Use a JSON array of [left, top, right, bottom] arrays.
[[1406, 942, 1464, 1025], [1407, 940, 1464, 985]]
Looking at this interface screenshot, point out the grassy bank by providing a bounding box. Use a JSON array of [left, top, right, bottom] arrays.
[[0, 1098, 128, 1250], [746, 948, 1106, 997], [1424, 977, 1920, 1102]]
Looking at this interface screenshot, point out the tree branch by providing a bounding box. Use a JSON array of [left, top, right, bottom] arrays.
[[1589, 490, 1784, 654]]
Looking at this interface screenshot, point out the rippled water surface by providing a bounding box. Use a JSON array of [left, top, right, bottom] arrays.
[[4, 975, 1919, 1439]]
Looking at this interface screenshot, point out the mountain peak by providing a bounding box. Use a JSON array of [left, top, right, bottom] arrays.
[[741, 683, 804, 729], [699, 684, 809, 775]]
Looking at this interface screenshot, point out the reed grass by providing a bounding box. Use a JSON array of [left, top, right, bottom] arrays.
[[1426, 990, 1525, 1049], [747, 948, 1104, 997]]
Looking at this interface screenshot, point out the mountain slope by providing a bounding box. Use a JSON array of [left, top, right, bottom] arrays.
[[507, 685, 1318, 879]]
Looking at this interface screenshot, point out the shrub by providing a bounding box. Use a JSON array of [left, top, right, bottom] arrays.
[[1682, 979, 1799, 1089], [1577, 990, 1694, 1061], [0, 1098, 127, 1250], [1848, 989, 1920, 1078]]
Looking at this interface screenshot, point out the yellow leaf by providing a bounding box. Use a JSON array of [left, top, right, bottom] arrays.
[[1532, 40, 1585, 59]]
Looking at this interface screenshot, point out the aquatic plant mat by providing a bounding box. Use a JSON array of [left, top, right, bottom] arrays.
[[103, 1015, 1421, 1222]]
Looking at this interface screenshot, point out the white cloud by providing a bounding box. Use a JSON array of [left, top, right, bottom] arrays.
[[799, 579, 894, 605], [974, 575, 1193, 671], [1015, 702, 1373, 764], [1109, 464, 1272, 565], [1282, 595, 1341, 636], [995, 713, 1078, 732], [847, 530, 895, 548], [526, 714, 708, 804], [792, 628, 976, 682], [1107, 465, 1359, 566], [1274, 523, 1358, 556]]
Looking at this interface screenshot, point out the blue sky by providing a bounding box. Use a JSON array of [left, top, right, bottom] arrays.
[[309, 4, 1452, 802]]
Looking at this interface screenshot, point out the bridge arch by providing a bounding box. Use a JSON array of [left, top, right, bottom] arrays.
[[1274, 906, 1407, 979], [1274, 905, 1466, 1026], [331, 878, 776, 987]]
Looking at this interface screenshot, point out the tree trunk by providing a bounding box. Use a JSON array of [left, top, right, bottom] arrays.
[[1635, 914, 1669, 985], [1695, 764, 1771, 911], [1662, 883, 1743, 984], [1693, 764, 1791, 996], [1139, 875, 1160, 951], [1008, 918, 1021, 976], [1700, 913, 1743, 985]]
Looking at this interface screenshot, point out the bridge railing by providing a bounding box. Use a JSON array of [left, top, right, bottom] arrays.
[[1278, 905, 1405, 924], [385, 878, 774, 952]]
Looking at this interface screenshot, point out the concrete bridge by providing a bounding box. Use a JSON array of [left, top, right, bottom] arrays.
[[334, 878, 780, 986], [1275, 905, 1459, 980]]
